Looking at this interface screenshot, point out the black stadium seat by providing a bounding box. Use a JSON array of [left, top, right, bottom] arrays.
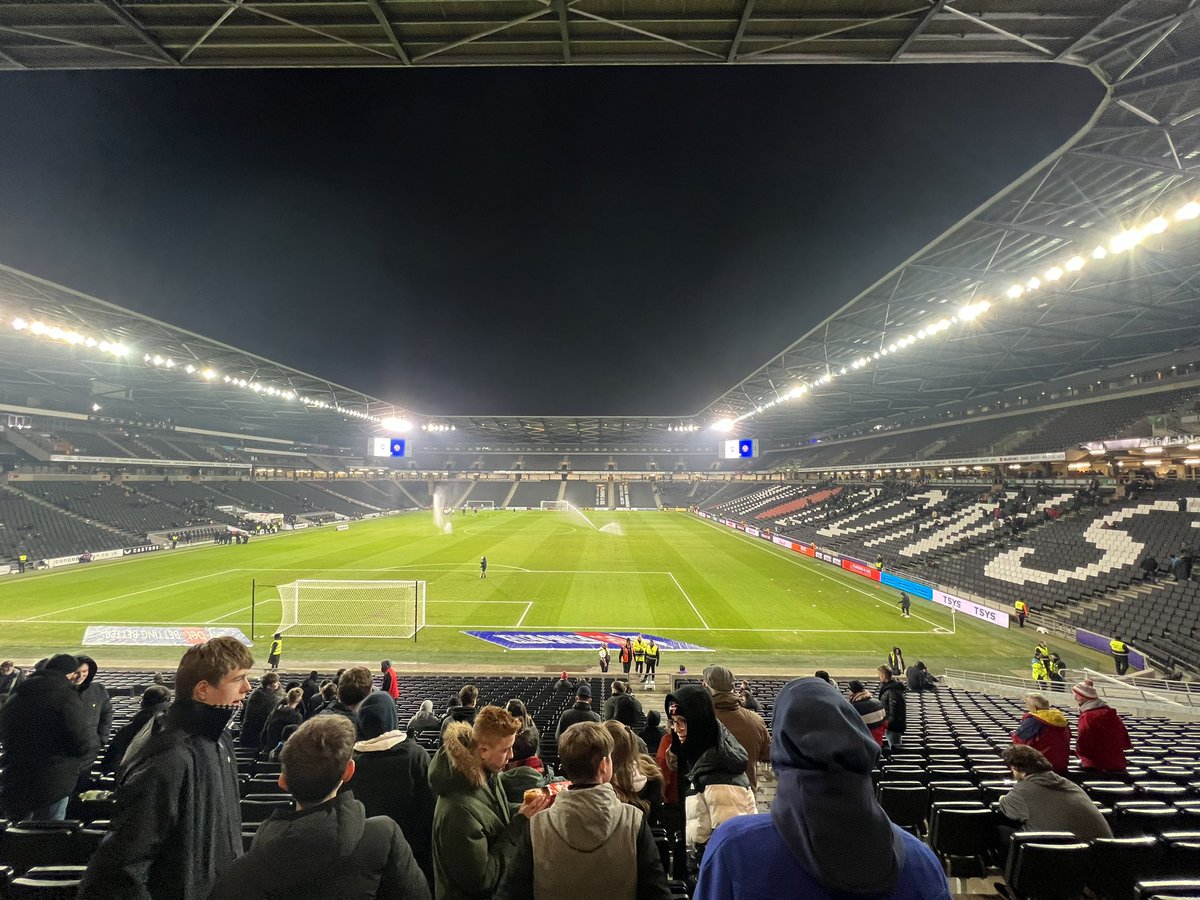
[[1087, 836, 1162, 900], [1005, 838, 1091, 900]]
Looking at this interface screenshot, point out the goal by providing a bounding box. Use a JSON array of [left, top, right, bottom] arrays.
[[276, 579, 426, 640], [465, 501, 495, 511], [540, 500, 570, 511]]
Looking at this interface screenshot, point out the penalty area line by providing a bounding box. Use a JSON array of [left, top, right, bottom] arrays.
[[668, 572, 709, 630]]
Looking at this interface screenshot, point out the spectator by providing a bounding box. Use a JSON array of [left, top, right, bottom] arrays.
[[440, 684, 479, 736], [0, 653, 101, 821], [300, 669, 321, 714], [877, 666, 907, 749], [640, 710, 666, 752], [505, 699, 543, 772], [702, 665, 770, 791], [887, 646, 905, 674], [1011, 693, 1070, 775], [735, 681, 761, 714], [429, 705, 551, 900], [0, 659, 21, 704], [408, 699, 441, 736], [555, 683, 601, 739], [319, 665, 375, 739], [1073, 679, 1132, 773], [238, 671, 282, 751], [381, 660, 400, 699], [554, 671, 575, 691], [604, 719, 664, 819], [309, 682, 337, 717], [359, 685, 399, 739], [352, 683, 437, 888], [693, 677, 950, 900], [905, 661, 938, 693], [267, 724, 300, 762], [847, 679, 888, 747], [603, 679, 643, 728], [209, 715, 430, 899], [75, 654, 114, 780], [79, 636, 254, 900], [262, 687, 305, 751], [813, 670, 833, 684], [102, 685, 171, 776], [664, 684, 756, 855], [495, 721, 672, 900], [998, 745, 1111, 840]]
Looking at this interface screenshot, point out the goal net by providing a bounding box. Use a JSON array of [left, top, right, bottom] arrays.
[[540, 500, 569, 511], [465, 501, 495, 510], [276, 579, 426, 639]]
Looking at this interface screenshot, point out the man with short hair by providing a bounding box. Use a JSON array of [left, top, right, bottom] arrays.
[[429, 706, 551, 899], [0, 653, 100, 821], [209, 716, 431, 899], [555, 683, 601, 739], [239, 671, 283, 751], [440, 684, 479, 736], [603, 679, 643, 728], [693, 678, 949, 900], [702, 665, 770, 791], [318, 665, 375, 739], [495, 721, 672, 900], [80, 636, 254, 900], [998, 745, 1111, 840], [877, 666, 907, 749]]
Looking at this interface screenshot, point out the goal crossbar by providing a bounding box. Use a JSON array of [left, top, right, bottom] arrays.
[[540, 500, 569, 511], [277, 579, 426, 640]]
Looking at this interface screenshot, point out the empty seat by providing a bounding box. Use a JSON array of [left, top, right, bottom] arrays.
[[9, 866, 87, 900], [0, 823, 82, 874], [1134, 880, 1200, 900], [876, 783, 927, 832], [238, 799, 291, 825], [1087, 836, 1162, 900], [929, 803, 994, 877], [1005, 838, 1091, 900]]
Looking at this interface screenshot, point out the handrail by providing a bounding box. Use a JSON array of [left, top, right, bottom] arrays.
[[942, 667, 1200, 712]]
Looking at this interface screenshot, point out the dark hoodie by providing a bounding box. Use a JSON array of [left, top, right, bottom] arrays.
[[102, 685, 171, 775], [0, 653, 100, 817], [664, 684, 748, 787], [693, 678, 949, 900], [77, 654, 114, 757], [209, 790, 430, 899]]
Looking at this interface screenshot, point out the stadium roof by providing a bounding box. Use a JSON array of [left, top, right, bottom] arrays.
[[2, 1, 1200, 445]]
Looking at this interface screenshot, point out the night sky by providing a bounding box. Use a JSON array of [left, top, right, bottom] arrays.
[[0, 65, 1102, 416]]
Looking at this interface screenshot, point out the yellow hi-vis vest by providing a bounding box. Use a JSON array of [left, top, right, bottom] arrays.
[[1110, 639, 1128, 654], [270, 638, 283, 657]]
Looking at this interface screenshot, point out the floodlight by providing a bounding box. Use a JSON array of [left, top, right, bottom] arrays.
[[1144, 216, 1168, 234], [1109, 230, 1141, 253], [1175, 201, 1200, 220], [1065, 256, 1084, 272], [1026, 277, 1041, 290], [1092, 245, 1108, 259], [1044, 266, 1063, 281], [11, 318, 26, 330], [712, 419, 735, 432], [1006, 285, 1023, 299]]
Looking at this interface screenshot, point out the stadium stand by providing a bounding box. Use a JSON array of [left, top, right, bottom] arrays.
[[627, 482, 656, 508], [249, 481, 363, 517], [0, 486, 132, 560], [200, 481, 313, 516], [458, 481, 515, 507], [508, 480, 562, 508], [10, 482, 191, 537], [519, 454, 566, 471], [562, 480, 600, 508]]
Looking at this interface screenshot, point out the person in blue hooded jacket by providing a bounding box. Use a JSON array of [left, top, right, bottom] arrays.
[[693, 677, 950, 900]]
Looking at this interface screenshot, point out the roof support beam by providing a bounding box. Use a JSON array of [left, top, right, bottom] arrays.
[[180, 0, 241, 62], [726, 0, 755, 63], [552, 0, 571, 62], [1069, 148, 1190, 177], [414, 7, 554, 62], [0, 47, 25, 68], [891, 0, 945, 62], [0, 24, 169, 65], [364, 0, 412, 64], [91, 0, 179, 66], [1056, 0, 1146, 60]]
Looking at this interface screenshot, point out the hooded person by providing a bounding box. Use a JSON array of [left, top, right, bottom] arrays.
[[238, 671, 283, 751], [1011, 693, 1071, 775], [702, 665, 770, 791], [75, 654, 115, 748], [428, 705, 550, 900], [905, 661, 938, 693], [1072, 678, 1132, 772], [664, 684, 756, 853], [101, 685, 172, 775], [350, 686, 437, 888], [693, 677, 950, 900], [0, 652, 101, 821], [408, 699, 441, 736], [209, 715, 430, 900]]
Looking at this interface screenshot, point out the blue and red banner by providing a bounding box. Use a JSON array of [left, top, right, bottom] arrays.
[[465, 630, 713, 651]]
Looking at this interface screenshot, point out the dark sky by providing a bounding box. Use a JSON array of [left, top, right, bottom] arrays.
[[0, 65, 1102, 416]]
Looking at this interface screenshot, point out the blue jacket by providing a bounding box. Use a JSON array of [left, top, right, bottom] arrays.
[[695, 815, 949, 900]]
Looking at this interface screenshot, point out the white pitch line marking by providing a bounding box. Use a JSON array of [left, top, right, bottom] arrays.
[[668, 572, 709, 630], [19, 570, 237, 622], [515, 602, 533, 628]]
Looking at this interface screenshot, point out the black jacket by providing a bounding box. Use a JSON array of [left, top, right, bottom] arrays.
[[905, 665, 937, 693], [603, 692, 643, 728], [239, 685, 283, 749], [102, 701, 170, 776], [261, 703, 303, 751], [79, 697, 242, 900], [209, 790, 430, 900], [78, 656, 115, 749], [0, 665, 101, 816], [300, 675, 321, 713], [877, 679, 907, 733], [438, 704, 477, 736], [555, 701, 601, 738], [351, 733, 436, 886]]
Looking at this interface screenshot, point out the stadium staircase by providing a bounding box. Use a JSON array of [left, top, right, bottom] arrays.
[[756, 486, 839, 521], [313, 485, 386, 513], [395, 482, 427, 509], [1, 430, 51, 462], [501, 482, 520, 509]]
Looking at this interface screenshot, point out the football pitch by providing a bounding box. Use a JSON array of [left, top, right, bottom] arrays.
[[0, 510, 1107, 674]]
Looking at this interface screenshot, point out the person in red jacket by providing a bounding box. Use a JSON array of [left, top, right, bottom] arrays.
[[1072, 678, 1131, 773], [379, 660, 399, 700], [1011, 692, 1071, 774]]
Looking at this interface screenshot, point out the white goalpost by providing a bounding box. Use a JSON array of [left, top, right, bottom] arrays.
[[540, 500, 570, 511], [465, 501, 495, 511], [276, 579, 427, 640]]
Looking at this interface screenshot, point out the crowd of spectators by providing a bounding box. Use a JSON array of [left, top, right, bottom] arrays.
[[0, 641, 1151, 900]]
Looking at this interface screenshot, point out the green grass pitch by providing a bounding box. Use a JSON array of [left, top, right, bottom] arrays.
[[0, 510, 1107, 675]]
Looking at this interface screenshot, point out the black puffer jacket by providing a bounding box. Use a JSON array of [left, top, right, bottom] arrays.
[[78, 655, 115, 748], [208, 791, 430, 899], [0, 654, 101, 817], [878, 679, 908, 733]]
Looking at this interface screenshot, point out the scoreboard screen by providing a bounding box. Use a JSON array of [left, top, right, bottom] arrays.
[[722, 438, 759, 459], [369, 437, 407, 458]]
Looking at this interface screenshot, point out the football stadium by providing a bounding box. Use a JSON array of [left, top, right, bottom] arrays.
[[2, 3, 1200, 898]]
